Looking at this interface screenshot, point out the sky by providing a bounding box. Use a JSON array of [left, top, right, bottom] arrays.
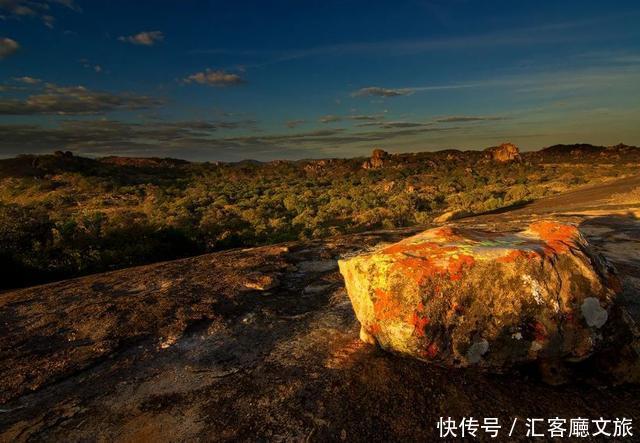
[[1, 0, 639, 162]]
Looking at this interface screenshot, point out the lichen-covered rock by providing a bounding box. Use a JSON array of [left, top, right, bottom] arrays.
[[339, 221, 622, 371]]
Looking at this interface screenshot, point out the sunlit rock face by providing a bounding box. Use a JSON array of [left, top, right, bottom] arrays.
[[362, 148, 389, 169], [339, 221, 621, 371], [484, 142, 522, 162]]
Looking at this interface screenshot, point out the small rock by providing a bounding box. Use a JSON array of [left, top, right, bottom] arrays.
[[434, 210, 470, 224], [160, 335, 178, 349], [244, 274, 279, 291]]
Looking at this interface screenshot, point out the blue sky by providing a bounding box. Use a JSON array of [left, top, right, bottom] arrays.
[[1, 0, 639, 161]]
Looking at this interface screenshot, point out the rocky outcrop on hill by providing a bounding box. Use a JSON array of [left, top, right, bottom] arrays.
[[362, 148, 389, 169], [339, 221, 624, 376], [484, 142, 522, 162]]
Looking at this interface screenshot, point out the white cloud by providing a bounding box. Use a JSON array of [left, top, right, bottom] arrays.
[[0, 0, 80, 27], [0, 37, 19, 59], [319, 114, 342, 123], [184, 69, 246, 87], [118, 31, 164, 46], [285, 119, 305, 129], [0, 83, 164, 115], [13, 76, 41, 84], [351, 87, 414, 97], [434, 116, 508, 123]]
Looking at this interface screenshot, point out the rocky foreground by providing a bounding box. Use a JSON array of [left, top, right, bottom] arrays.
[[1, 175, 640, 441]]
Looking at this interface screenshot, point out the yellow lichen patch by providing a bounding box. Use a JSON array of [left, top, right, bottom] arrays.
[[379, 321, 415, 354]]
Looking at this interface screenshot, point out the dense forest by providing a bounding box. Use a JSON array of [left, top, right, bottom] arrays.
[[1, 143, 638, 289]]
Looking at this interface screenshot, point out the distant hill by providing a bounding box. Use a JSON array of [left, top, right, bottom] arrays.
[[540, 143, 639, 157], [100, 156, 190, 168], [541, 143, 606, 154], [1, 143, 638, 180]]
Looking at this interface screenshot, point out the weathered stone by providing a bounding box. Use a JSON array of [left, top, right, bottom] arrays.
[[484, 142, 522, 163], [338, 221, 622, 371]]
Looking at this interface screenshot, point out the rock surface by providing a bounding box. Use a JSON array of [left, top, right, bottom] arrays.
[[1, 175, 640, 441], [433, 209, 471, 224], [485, 142, 522, 162], [339, 221, 621, 371]]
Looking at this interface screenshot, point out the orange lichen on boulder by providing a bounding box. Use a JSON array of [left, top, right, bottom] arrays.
[[373, 288, 402, 321], [409, 307, 430, 337], [447, 254, 475, 280], [495, 249, 541, 263], [392, 257, 441, 284], [338, 220, 622, 374], [528, 220, 581, 254]]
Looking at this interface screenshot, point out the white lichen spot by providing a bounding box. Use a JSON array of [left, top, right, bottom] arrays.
[[522, 274, 544, 305], [466, 339, 489, 364], [581, 297, 608, 328], [512, 332, 523, 340]]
